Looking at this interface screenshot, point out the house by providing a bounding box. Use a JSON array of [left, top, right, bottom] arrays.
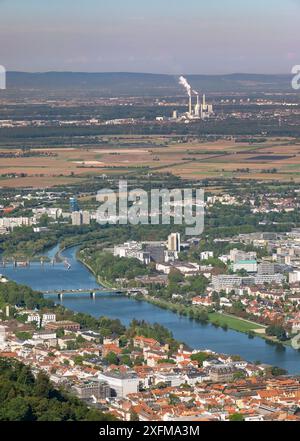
[[102, 343, 122, 357], [200, 251, 214, 261], [133, 336, 160, 350], [192, 296, 213, 307], [41, 312, 56, 326], [27, 313, 40, 325]]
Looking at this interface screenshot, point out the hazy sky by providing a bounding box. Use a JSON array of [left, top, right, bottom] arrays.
[[0, 0, 299, 73]]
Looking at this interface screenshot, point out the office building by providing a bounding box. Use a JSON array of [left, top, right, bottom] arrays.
[[98, 370, 139, 398], [258, 262, 275, 275], [230, 249, 257, 263], [212, 275, 255, 292]]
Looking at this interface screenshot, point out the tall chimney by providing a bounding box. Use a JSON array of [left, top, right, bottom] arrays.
[[189, 95, 192, 116], [194, 94, 200, 117]]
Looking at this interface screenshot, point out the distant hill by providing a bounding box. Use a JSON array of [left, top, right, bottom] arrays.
[[5, 71, 294, 96]]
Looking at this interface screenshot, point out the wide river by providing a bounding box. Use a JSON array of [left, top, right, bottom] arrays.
[[1, 245, 300, 374]]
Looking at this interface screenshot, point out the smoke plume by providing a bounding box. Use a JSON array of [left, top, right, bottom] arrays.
[[179, 76, 192, 97]]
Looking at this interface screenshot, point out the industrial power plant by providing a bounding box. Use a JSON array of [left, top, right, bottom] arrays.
[[176, 76, 214, 121]]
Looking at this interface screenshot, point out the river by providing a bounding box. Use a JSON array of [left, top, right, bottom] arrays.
[[1, 245, 300, 374]]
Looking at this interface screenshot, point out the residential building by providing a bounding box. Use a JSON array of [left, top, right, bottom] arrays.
[[167, 233, 181, 252], [41, 312, 56, 327], [71, 211, 82, 226], [27, 313, 40, 325], [82, 211, 90, 225], [72, 380, 111, 400], [200, 251, 214, 260]]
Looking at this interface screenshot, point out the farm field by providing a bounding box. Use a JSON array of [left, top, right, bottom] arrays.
[[1, 137, 300, 188]]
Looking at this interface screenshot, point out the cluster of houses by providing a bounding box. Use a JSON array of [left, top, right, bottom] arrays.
[[1, 319, 300, 421], [112, 228, 300, 339]]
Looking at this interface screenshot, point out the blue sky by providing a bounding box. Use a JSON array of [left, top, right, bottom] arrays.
[[0, 0, 299, 73]]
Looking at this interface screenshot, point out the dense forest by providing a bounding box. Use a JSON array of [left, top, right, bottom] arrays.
[[0, 280, 52, 310], [0, 358, 116, 421]]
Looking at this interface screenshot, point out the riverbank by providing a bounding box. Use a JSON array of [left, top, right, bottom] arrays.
[[82, 252, 291, 347], [140, 295, 291, 347], [77, 251, 286, 344], [76, 252, 116, 290], [4, 243, 299, 372]]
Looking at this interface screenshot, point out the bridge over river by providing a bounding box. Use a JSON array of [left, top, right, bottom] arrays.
[[42, 287, 125, 298], [41, 287, 145, 299]]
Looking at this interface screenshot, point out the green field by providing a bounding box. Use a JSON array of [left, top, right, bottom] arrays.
[[208, 312, 265, 333]]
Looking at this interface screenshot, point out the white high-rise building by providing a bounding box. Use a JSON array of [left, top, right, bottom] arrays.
[[71, 210, 91, 226], [82, 211, 91, 225], [167, 233, 181, 252], [71, 211, 82, 226]]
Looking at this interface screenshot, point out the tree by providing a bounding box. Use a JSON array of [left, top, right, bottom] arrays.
[[130, 410, 139, 421], [236, 269, 248, 277], [233, 371, 246, 381], [269, 366, 287, 377], [0, 358, 115, 421], [86, 409, 117, 421], [39, 214, 50, 227], [15, 331, 32, 341], [56, 328, 65, 338], [105, 352, 119, 365], [229, 413, 244, 421], [17, 365, 35, 387], [168, 269, 184, 284], [266, 325, 287, 341], [191, 352, 211, 367], [0, 397, 32, 421], [120, 354, 132, 367], [169, 394, 180, 406], [34, 372, 52, 399]]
